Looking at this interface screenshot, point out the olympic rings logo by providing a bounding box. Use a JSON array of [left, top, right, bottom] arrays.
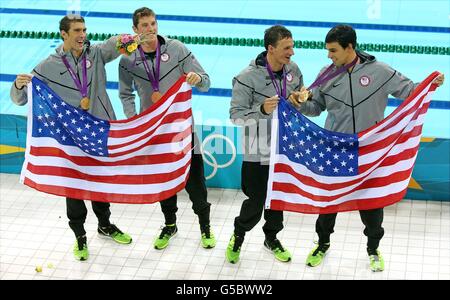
[[201, 134, 236, 180]]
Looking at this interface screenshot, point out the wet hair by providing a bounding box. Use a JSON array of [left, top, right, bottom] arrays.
[[325, 24, 357, 49], [264, 25, 292, 50], [59, 14, 85, 40], [133, 7, 156, 27]]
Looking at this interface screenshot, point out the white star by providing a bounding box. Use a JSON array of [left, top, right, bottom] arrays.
[[300, 126, 305, 132], [97, 139, 102, 144], [306, 135, 311, 141], [295, 153, 300, 159], [318, 165, 324, 172], [91, 132, 97, 137], [319, 152, 324, 158], [61, 135, 66, 141], [77, 127, 82, 133], [52, 103, 58, 109], [340, 138, 346, 143], [66, 109, 71, 115], [326, 160, 331, 165], [319, 139, 324, 144], [37, 115, 43, 120], [293, 131, 298, 137], [326, 147, 332, 152], [348, 154, 354, 160], [71, 119, 76, 124], [282, 135, 288, 141], [99, 128, 104, 132], [282, 111, 287, 117], [82, 136, 88, 141], [333, 153, 339, 160], [85, 124, 91, 129], [340, 161, 347, 167], [36, 85, 41, 91], [289, 143, 294, 150], [49, 121, 55, 126], [299, 140, 305, 146], [348, 167, 354, 173], [56, 128, 61, 133], [44, 113, 49, 118], [305, 149, 311, 155], [63, 122, 68, 127], [333, 141, 339, 146], [38, 128, 42, 133], [312, 157, 317, 163], [333, 167, 339, 173], [349, 142, 354, 146], [57, 113, 63, 118], [341, 147, 347, 153], [312, 144, 318, 149], [61, 102, 66, 106], [48, 93, 53, 99]]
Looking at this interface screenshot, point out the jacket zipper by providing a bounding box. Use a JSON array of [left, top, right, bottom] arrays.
[[348, 73, 356, 133]]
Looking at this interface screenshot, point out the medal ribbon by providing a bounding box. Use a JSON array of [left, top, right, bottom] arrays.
[[61, 54, 88, 98], [138, 41, 161, 92], [265, 57, 287, 98], [307, 56, 358, 90]]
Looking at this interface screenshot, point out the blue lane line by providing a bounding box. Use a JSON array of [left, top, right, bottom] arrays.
[[1, 8, 449, 33], [1, 73, 449, 109]]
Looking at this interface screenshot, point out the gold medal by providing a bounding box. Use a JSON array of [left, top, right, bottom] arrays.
[[151, 91, 162, 103], [80, 97, 90, 110], [299, 90, 309, 102]]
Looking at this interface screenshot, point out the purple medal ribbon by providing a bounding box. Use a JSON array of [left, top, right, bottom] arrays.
[[265, 57, 287, 98], [138, 41, 161, 92], [307, 56, 359, 90], [61, 54, 88, 98]]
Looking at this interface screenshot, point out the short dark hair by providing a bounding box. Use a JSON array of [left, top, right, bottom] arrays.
[[325, 24, 357, 49], [264, 25, 292, 50], [59, 14, 85, 36], [133, 7, 156, 27]]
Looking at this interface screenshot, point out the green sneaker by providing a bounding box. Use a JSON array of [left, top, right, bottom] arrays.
[[306, 243, 330, 267], [200, 225, 216, 249], [264, 238, 292, 262], [368, 249, 385, 272], [154, 224, 177, 250], [98, 224, 132, 244], [226, 234, 244, 264], [73, 235, 88, 261]]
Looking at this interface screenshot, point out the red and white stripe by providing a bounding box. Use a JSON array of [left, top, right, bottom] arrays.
[[266, 72, 439, 214], [21, 75, 193, 204]]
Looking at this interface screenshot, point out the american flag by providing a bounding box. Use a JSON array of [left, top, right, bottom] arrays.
[[265, 72, 439, 214], [21, 75, 193, 204]]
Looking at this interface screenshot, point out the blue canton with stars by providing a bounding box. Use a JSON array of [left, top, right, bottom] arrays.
[[31, 77, 110, 157], [277, 99, 359, 176]]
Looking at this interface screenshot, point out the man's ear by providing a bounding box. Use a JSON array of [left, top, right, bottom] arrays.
[[60, 30, 67, 41]]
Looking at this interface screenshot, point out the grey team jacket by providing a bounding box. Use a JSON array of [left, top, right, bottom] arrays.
[[299, 51, 416, 134], [230, 51, 303, 163], [118, 35, 210, 118], [10, 37, 121, 121]]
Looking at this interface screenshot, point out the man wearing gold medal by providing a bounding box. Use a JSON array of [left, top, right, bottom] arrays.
[[118, 7, 215, 250], [227, 25, 304, 264], [11, 15, 132, 261], [290, 24, 445, 272]]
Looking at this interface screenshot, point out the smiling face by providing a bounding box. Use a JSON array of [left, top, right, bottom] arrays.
[[267, 37, 295, 71], [326, 41, 354, 67], [61, 21, 87, 56], [133, 15, 158, 44]]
